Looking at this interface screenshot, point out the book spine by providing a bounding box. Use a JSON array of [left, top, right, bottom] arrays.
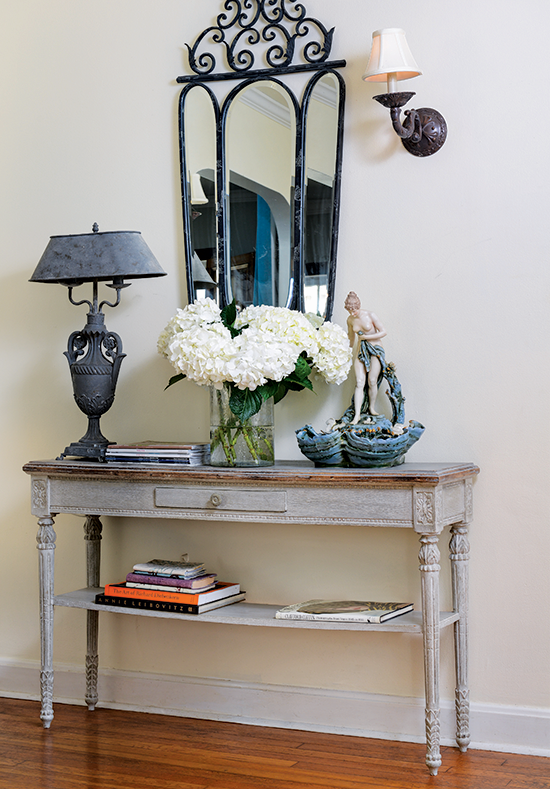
[[125, 572, 216, 588], [107, 450, 197, 456], [104, 584, 204, 604], [96, 594, 203, 615], [106, 456, 203, 464], [95, 592, 245, 614], [130, 581, 239, 599], [125, 582, 213, 594], [106, 444, 208, 450], [125, 583, 211, 595], [106, 450, 199, 455]]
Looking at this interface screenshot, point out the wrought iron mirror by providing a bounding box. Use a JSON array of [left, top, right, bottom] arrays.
[[177, 0, 346, 320]]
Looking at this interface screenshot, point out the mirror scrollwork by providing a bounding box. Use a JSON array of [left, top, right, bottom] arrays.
[[177, 0, 346, 320]]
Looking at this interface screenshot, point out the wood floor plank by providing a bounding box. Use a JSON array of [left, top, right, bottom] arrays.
[[0, 699, 547, 789], [505, 781, 550, 789]]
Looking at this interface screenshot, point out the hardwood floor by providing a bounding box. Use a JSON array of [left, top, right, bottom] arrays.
[[0, 698, 548, 789]]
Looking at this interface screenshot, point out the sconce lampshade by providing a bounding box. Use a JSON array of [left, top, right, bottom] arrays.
[[30, 228, 166, 285], [363, 28, 421, 84], [190, 173, 208, 205]]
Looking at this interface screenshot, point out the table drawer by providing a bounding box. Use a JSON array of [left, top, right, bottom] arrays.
[[154, 486, 287, 513]]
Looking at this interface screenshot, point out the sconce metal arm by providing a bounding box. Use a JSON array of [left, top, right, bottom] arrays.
[[374, 90, 419, 140], [374, 90, 447, 157], [390, 107, 422, 143]]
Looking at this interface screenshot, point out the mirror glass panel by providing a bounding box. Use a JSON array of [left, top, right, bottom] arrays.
[[182, 85, 219, 303], [303, 72, 341, 318], [224, 80, 296, 309]]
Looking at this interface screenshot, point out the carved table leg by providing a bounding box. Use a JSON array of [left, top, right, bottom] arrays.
[[419, 533, 442, 775], [450, 523, 470, 751], [37, 517, 56, 728], [84, 515, 102, 710]]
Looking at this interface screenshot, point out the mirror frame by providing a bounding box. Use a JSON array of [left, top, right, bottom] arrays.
[[177, 0, 346, 320]]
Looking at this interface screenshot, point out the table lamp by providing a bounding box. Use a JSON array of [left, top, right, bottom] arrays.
[[30, 223, 166, 460]]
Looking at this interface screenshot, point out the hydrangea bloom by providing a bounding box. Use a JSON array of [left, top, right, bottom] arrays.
[[311, 322, 352, 385], [158, 298, 352, 394]]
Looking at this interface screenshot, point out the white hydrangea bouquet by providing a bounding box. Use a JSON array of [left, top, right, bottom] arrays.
[[158, 298, 352, 465]]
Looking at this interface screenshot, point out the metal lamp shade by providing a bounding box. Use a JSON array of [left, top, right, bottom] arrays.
[[30, 230, 166, 285]]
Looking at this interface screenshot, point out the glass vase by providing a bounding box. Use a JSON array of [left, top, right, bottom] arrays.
[[209, 385, 274, 467]]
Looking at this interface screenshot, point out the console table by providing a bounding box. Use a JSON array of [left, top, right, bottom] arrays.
[[24, 459, 479, 775]]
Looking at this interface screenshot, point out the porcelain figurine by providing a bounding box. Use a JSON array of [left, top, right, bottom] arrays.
[[296, 292, 424, 467], [345, 291, 387, 422]]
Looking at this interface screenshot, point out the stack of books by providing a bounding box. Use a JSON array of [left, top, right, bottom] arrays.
[[95, 558, 245, 614], [275, 600, 413, 623], [104, 441, 210, 465]]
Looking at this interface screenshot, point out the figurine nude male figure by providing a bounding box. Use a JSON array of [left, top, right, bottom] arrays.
[[344, 291, 387, 424]]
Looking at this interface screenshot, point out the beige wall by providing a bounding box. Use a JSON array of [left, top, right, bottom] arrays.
[[2, 0, 549, 718]]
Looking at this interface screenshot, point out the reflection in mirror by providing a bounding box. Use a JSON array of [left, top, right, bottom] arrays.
[[224, 80, 297, 309], [180, 85, 219, 303], [303, 72, 343, 318]]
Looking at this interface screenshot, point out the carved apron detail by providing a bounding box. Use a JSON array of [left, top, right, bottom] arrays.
[[415, 491, 435, 525], [32, 480, 48, 511], [464, 478, 474, 522]]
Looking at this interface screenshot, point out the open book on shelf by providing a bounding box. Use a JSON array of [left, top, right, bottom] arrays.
[[275, 600, 414, 623]]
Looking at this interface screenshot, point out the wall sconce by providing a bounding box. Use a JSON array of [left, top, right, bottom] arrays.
[[30, 224, 166, 460], [363, 28, 447, 157]]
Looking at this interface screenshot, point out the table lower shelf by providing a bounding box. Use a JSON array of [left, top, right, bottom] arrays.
[[53, 589, 460, 633]]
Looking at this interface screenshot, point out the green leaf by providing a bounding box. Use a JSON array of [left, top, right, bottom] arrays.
[[229, 387, 263, 421], [221, 300, 247, 338], [284, 371, 314, 391], [294, 354, 312, 381], [164, 373, 186, 390], [221, 301, 237, 330], [273, 383, 290, 404], [285, 380, 311, 392], [258, 381, 280, 401]]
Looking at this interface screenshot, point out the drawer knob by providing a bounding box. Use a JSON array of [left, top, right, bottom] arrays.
[[209, 493, 222, 507]]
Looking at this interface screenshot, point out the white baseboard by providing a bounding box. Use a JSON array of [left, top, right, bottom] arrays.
[[1, 658, 548, 757]]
